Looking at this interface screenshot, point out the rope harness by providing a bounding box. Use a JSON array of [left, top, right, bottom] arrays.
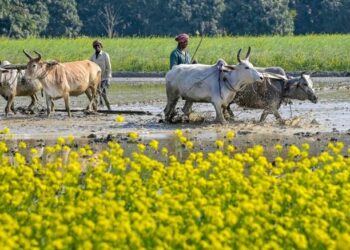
[[185, 69, 218, 93], [218, 69, 251, 99]]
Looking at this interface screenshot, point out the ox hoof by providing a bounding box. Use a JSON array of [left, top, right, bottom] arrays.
[[224, 115, 234, 121], [215, 119, 227, 125], [84, 110, 96, 115], [278, 119, 286, 125]]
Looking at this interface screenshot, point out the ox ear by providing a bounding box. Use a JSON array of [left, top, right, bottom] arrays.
[[46, 60, 59, 66], [224, 65, 236, 71], [301, 71, 315, 77]]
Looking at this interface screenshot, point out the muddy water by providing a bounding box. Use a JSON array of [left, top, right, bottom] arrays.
[[1, 77, 350, 159]]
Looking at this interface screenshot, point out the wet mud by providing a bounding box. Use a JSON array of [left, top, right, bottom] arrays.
[[1, 77, 350, 158]]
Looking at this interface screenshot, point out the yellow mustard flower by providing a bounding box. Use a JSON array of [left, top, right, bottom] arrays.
[[115, 115, 125, 123], [18, 141, 27, 149], [149, 140, 159, 151], [226, 131, 236, 140], [128, 132, 139, 141]]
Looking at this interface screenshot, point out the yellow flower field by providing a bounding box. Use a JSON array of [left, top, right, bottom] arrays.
[[0, 130, 350, 249]]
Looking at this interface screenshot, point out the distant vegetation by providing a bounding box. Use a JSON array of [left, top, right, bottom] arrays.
[[0, 0, 350, 38], [1, 35, 350, 72]]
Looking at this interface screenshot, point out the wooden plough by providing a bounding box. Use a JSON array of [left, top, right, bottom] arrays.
[[53, 109, 152, 115]]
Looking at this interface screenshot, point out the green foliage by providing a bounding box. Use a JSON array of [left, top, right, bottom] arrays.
[[163, 0, 226, 35], [1, 35, 350, 72], [0, 0, 10, 18], [77, 0, 124, 37], [1, 0, 350, 37], [45, 0, 82, 37], [222, 0, 294, 35], [0, 0, 49, 38], [292, 0, 350, 34]]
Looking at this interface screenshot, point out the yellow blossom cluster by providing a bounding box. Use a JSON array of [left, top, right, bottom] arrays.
[[0, 131, 349, 249]]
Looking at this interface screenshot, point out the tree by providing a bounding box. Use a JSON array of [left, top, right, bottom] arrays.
[[292, 0, 350, 34], [317, 0, 350, 33], [0, 0, 49, 38], [0, 0, 10, 18], [98, 4, 123, 37], [77, 0, 126, 36], [155, 0, 225, 36], [45, 0, 82, 37], [222, 0, 294, 35], [291, 0, 321, 34]]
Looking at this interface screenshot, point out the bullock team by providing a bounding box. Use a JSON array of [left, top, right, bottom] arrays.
[[165, 47, 318, 124], [0, 50, 101, 117], [0, 44, 318, 124]]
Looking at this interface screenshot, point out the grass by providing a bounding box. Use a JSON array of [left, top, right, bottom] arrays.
[[1, 35, 350, 72]]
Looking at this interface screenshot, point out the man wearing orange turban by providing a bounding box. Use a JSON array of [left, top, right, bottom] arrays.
[[170, 33, 192, 69]]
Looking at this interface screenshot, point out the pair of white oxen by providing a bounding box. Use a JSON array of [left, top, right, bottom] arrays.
[[165, 47, 318, 124], [0, 50, 102, 117]]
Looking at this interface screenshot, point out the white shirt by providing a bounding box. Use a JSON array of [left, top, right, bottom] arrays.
[[90, 51, 112, 81]]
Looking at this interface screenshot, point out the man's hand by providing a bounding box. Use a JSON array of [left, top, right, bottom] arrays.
[[102, 79, 110, 89], [106, 79, 111, 88]]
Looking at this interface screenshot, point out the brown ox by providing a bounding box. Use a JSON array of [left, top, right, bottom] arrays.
[[23, 51, 101, 117]]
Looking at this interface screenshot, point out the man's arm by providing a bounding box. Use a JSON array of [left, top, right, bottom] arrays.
[[170, 51, 178, 70], [186, 52, 192, 64], [105, 53, 112, 79]]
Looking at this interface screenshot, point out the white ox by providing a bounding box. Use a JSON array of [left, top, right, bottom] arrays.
[[0, 61, 42, 116], [164, 47, 264, 123], [23, 50, 101, 117]]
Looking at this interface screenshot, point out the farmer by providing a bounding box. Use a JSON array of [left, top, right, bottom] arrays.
[[90, 39, 112, 110], [170, 33, 197, 69]]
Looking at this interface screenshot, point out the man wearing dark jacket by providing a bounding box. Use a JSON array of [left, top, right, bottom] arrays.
[[170, 33, 192, 69]]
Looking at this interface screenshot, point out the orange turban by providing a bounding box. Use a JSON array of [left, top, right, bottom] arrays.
[[175, 33, 189, 43]]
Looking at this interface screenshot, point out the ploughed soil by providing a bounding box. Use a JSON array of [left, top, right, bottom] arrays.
[[1, 77, 350, 158]]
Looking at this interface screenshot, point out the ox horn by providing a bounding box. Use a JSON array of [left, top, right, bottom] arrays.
[[23, 50, 33, 60], [237, 48, 242, 63], [245, 46, 251, 60], [33, 51, 42, 61]]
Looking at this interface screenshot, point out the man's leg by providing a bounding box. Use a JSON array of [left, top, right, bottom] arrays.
[[101, 80, 111, 110]]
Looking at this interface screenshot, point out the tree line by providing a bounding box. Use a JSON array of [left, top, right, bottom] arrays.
[[0, 0, 349, 38]]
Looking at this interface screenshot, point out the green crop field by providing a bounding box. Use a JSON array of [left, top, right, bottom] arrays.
[[1, 35, 350, 72]]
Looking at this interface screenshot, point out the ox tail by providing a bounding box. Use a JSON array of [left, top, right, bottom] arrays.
[[41, 89, 44, 98], [34, 93, 39, 101]]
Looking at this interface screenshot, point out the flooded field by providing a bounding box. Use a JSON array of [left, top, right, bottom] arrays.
[[1, 77, 350, 158]]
